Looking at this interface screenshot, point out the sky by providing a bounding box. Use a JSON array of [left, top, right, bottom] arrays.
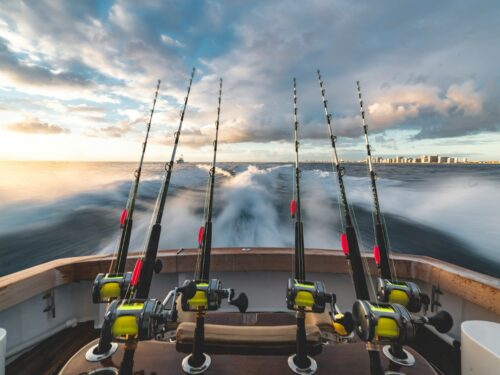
[[0, 0, 499, 162]]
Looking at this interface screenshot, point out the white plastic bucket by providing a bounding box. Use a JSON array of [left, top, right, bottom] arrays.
[[0, 328, 6, 375], [461, 320, 500, 374]]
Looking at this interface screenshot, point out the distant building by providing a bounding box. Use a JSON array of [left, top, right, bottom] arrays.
[[438, 156, 449, 163], [429, 155, 438, 163]]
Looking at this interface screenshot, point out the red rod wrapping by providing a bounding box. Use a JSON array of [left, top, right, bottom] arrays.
[[290, 199, 297, 218], [120, 209, 128, 227], [131, 259, 143, 286], [341, 233, 349, 256], [198, 226, 205, 247], [373, 245, 381, 266]]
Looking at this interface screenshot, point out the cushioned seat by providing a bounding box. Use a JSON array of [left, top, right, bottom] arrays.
[[176, 322, 322, 356]]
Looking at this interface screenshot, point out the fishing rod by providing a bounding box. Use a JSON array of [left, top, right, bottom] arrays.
[[316, 71, 370, 300], [316, 72, 452, 374], [197, 78, 223, 281], [356, 80, 432, 312], [181, 78, 248, 374], [92, 81, 161, 305], [115, 80, 161, 275], [285, 78, 341, 375], [87, 69, 197, 370], [135, 67, 196, 299], [316, 70, 389, 374], [355, 80, 392, 280], [291, 77, 305, 281], [355, 81, 451, 370]]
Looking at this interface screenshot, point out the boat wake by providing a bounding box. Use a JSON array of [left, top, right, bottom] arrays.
[[0, 163, 498, 277]]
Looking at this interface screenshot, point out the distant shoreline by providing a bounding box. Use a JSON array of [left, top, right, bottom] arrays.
[[1, 160, 499, 165]]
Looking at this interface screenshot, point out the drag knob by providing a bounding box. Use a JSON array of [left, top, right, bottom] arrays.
[[424, 310, 453, 333], [230, 292, 249, 313], [178, 280, 197, 300]]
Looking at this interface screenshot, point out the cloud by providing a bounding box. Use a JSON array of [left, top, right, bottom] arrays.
[[0, 0, 499, 160], [161, 34, 185, 48], [5, 117, 69, 134]]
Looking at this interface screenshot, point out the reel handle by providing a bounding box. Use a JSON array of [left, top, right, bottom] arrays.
[[178, 280, 197, 300], [419, 310, 453, 333], [229, 292, 249, 313]]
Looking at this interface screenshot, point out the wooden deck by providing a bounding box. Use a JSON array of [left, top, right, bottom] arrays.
[[6, 322, 99, 375], [60, 339, 437, 375]]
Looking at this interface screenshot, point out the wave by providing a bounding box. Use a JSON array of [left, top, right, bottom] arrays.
[[0, 162, 498, 277]]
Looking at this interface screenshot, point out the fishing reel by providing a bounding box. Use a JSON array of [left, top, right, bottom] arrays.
[[181, 279, 248, 313], [286, 279, 332, 313], [86, 281, 197, 362], [92, 272, 132, 303], [376, 278, 429, 313], [181, 279, 248, 374], [353, 300, 453, 367]]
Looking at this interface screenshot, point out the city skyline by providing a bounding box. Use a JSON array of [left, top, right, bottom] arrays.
[[0, 1, 499, 162]]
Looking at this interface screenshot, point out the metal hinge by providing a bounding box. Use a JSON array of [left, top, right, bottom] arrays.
[[43, 290, 56, 318]]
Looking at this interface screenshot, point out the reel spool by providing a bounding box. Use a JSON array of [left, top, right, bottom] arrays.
[[86, 299, 162, 362], [286, 279, 332, 313], [87, 280, 197, 362], [353, 300, 453, 367], [92, 273, 132, 303], [181, 279, 248, 313], [353, 300, 415, 344], [105, 299, 163, 341], [376, 278, 426, 313], [353, 300, 416, 367]]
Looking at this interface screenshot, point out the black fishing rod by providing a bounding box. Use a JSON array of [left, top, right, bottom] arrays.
[[355, 81, 391, 280], [181, 78, 248, 374], [316, 70, 370, 300], [116, 68, 195, 375], [86, 69, 197, 372], [291, 77, 306, 281], [354, 81, 452, 371], [197, 78, 223, 282], [134, 67, 196, 299], [355, 81, 430, 312], [316, 70, 388, 374], [114, 80, 161, 275], [285, 78, 342, 375]]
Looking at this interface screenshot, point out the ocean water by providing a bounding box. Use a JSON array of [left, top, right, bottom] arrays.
[[0, 161, 499, 278]]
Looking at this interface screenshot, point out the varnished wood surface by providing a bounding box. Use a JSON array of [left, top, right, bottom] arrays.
[[60, 338, 438, 375], [1, 248, 499, 314]]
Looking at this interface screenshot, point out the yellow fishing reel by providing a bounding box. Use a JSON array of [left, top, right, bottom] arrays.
[[103, 299, 164, 342], [92, 272, 132, 303], [376, 278, 428, 313], [181, 279, 248, 313], [352, 300, 415, 344], [286, 279, 332, 313]]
